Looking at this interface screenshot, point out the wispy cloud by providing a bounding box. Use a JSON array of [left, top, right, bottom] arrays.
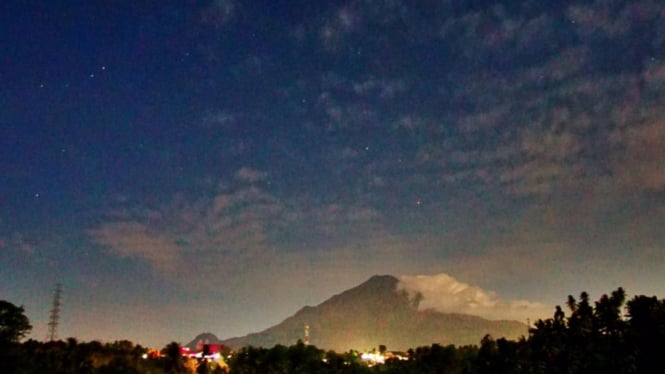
[[200, 0, 236, 28], [89, 167, 284, 280], [0, 232, 38, 255], [90, 222, 182, 273], [567, 3, 632, 40], [201, 109, 237, 129], [320, 6, 361, 52], [398, 273, 550, 322], [235, 167, 269, 184], [610, 119, 665, 192], [89, 166, 392, 286]]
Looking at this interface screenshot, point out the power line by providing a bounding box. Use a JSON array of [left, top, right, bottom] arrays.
[[47, 283, 63, 341]]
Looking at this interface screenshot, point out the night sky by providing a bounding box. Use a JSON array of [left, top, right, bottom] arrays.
[[2, 0, 664, 347]]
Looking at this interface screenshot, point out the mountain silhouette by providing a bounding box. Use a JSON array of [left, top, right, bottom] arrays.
[[185, 332, 223, 351], [219, 275, 527, 351]]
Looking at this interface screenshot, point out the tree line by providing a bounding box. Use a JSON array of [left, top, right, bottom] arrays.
[[2, 288, 665, 373]]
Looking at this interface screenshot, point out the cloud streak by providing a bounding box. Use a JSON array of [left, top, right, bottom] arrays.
[[398, 273, 550, 322], [88, 166, 394, 288], [90, 222, 182, 273]]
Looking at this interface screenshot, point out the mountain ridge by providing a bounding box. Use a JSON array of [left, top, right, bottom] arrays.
[[217, 275, 527, 351]]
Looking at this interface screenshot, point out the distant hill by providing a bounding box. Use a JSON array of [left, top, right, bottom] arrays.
[[218, 275, 527, 351], [185, 332, 223, 351]]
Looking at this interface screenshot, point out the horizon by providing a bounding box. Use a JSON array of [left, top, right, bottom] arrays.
[[2, 0, 663, 348], [10, 273, 650, 348]]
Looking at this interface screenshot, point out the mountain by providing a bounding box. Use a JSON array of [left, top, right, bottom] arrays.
[[185, 332, 224, 351], [219, 275, 527, 352]]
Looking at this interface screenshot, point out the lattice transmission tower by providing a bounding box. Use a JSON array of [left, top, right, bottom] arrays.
[[47, 283, 63, 341]]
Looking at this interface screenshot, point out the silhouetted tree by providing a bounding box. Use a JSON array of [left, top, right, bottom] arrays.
[[627, 295, 665, 373], [0, 300, 32, 343], [528, 288, 645, 373], [162, 341, 187, 374]]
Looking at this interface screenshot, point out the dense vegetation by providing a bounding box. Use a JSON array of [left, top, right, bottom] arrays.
[[2, 288, 665, 373]]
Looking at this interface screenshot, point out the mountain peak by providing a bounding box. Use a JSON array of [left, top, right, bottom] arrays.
[[335, 274, 399, 298], [219, 274, 526, 351], [364, 274, 399, 287], [185, 332, 222, 350]]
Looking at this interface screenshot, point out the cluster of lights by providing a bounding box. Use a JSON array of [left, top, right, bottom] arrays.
[[359, 351, 408, 367], [360, 352, 385, 365]]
